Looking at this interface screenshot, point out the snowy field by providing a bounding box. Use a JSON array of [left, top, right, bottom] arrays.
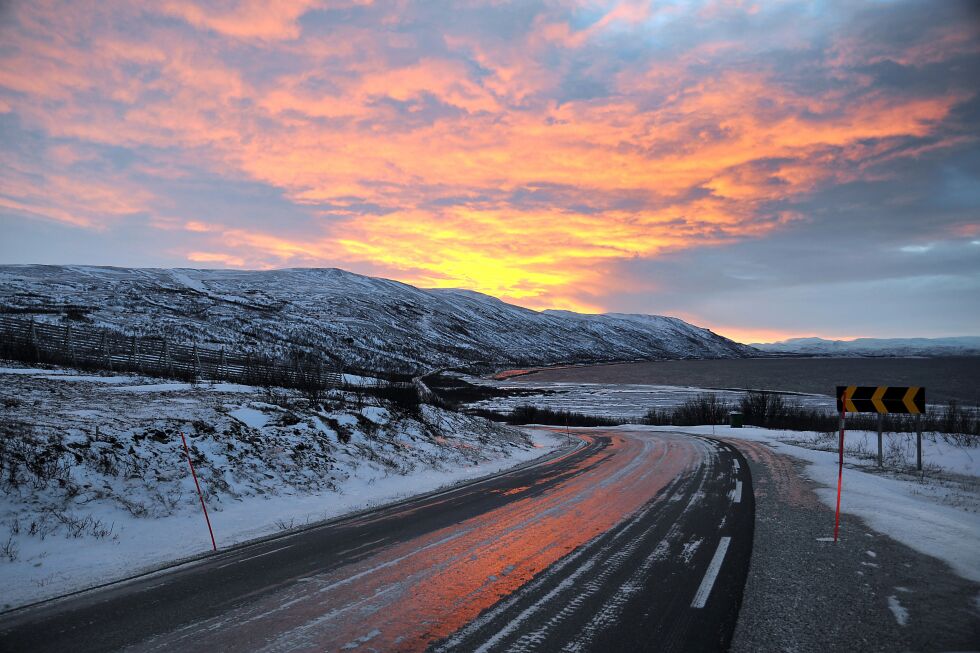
[[624, 425, 979, 583], [0, 365, 563, 610], [463, 376, 836, 418]]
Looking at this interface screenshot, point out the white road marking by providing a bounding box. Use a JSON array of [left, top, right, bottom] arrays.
[[731, 480, 742, 504], [691, 537, 731, 609], [215, 545, 293, 569]]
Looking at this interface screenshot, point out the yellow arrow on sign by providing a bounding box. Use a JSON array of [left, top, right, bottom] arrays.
[[871, 386, 887, 413], [903, 386, 921, 414], [844, 385, 857, 413]]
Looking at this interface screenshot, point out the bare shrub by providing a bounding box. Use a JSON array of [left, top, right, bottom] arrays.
[[472, 405, 619, 427], [48, 510, 115, 539], [0, 534, 18, 562], [646, 394, 733, 426]]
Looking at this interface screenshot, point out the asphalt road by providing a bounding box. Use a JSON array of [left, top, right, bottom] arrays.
[[0, 430, 754, 652]]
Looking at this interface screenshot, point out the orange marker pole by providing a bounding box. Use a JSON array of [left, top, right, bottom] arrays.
[[833, 408, 845, 542], [180, 431, 217, 552]]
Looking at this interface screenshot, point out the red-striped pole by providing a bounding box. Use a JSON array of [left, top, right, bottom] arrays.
[[833, 408, 845, 542], [180, 431, 217, 552]]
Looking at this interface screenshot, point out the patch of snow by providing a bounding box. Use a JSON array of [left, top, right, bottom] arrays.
[[49, 375, 141, 384], [680, 538, 702, 564], [0, 367, 70, 376], [169, 269, 208, 293], [109, 383, 196, 393], [203, 383, 260, 393], [887, 595, 909, 626], [342, 374, 382, 387], [342, 629, 382, 649], [229, 407, 270, 429], [360, 406, 389, 423]]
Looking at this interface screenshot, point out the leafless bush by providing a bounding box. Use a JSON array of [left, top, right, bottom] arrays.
[[1, 534, 18, 562], [48, 510, 115, 539], [473, 405, 619, 427], [646, 394, 733, 426], [27, 515, 58, 540], [119, 496, 149, 518], [0, 419, 77, 492]]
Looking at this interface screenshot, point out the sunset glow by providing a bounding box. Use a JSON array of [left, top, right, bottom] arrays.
[[1, 1, 978, 339]]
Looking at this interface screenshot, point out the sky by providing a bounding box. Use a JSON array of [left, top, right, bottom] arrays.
[[0, 0, 978, 343]]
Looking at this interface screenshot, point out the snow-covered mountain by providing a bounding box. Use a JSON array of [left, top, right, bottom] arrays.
[[752, 336, 980, 357], [0, 265, 754, 373]]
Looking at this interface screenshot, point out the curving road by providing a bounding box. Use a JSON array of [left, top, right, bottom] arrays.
[[0, 429, 753, 652]]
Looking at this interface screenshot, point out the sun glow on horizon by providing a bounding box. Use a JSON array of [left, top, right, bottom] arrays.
[[1, 1, 977, 334]]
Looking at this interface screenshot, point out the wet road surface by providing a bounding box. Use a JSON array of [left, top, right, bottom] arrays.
[[0, 429, 753, 652]]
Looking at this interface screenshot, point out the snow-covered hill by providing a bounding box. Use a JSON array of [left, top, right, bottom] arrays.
[[752, 336, 980, 357], [0, 265, 754, 373], [0, 364, 552, 608]]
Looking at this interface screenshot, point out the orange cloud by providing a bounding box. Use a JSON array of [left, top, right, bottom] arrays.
[[0, 165, 154, 228], [159, 0, 325, 41], [0, 0, 976, 314]]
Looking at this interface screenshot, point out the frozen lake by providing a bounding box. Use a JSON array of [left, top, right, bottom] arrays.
[[464, 379, 837, 419]]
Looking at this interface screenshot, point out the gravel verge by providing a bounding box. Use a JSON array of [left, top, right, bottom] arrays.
[[727, 438, 979, 652]]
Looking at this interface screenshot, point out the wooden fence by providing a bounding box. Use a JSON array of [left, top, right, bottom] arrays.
[[0, 315, 344, 390]]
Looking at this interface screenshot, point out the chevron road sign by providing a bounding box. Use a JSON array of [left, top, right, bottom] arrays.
[[835, 386, 925, 414], [831, 385, 927, 541]]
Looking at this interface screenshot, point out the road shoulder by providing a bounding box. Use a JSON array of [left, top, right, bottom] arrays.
[[727, 438, 979, 652]]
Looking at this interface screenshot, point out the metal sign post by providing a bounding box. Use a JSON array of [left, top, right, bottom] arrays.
[[834, 407, 846, 542], [833, 386, 926, 541], [916, 414, 923, 472], [877, 413, 884, 468]]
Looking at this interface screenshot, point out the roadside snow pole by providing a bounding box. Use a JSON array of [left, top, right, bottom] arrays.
[[834, 407, 845, 543], [180, 431, 217, 552]]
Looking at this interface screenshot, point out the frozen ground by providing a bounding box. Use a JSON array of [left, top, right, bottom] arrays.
[[0, 364, 562, 610], [623, 424, 979, 583]]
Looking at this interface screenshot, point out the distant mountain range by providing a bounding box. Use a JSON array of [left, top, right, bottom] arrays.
[[0, 265, 753, 373], [751, 336, 980, 357]]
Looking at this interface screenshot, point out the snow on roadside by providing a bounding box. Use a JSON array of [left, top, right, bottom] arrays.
[[624, 424, 980, 582], [0, 364, 564, 610]]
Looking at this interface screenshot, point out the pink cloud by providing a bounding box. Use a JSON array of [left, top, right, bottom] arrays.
[[0, 0, 975, 310]]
